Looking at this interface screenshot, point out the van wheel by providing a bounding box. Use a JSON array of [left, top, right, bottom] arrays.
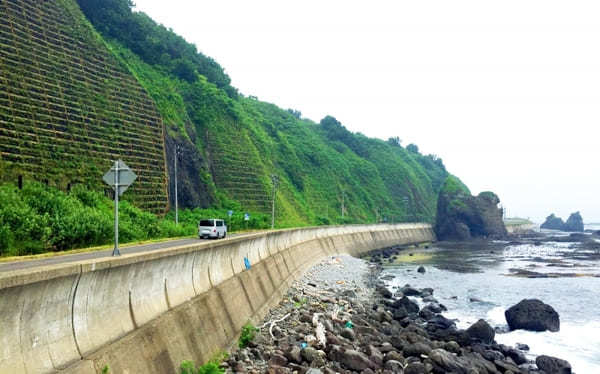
[[223, 232, 227, 238]]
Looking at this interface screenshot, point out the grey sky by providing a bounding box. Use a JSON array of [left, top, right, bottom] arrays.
[[133, 0, 600, 223]]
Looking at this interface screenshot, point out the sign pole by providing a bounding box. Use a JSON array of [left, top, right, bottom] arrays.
[[113, 160, 120, 256]]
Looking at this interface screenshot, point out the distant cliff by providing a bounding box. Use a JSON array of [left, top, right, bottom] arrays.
[[541, 212, 584, 232], [434, 176, 507, 240]]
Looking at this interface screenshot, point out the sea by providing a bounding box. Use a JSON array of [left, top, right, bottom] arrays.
[[382, 224, 600, 373]]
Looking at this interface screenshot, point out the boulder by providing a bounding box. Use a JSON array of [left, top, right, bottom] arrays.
[[417, 266, 426, 274], [428, 349, 470, 374], [536, 355, 572, 374], [466, 319, 495, 344], [404, 362, 427, 374], [392, 296, 419, 314], [339, 349, 374, 371], [505, 299, 560, 332]]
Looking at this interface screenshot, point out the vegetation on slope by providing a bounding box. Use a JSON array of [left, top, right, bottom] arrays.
[[74, 0, 454, 227], [0, 182, 268, 256]]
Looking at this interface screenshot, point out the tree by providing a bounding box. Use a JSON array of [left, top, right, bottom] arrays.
[[387, 136, 402, 147], [406, 143, 419, 153]]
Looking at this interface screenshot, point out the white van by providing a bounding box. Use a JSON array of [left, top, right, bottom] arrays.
[[198, 219, 227, 239]]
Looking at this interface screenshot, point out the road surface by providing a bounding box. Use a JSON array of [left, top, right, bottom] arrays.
[[0, 234, 242, 273]]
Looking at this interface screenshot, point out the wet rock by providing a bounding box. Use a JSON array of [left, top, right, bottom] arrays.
[[504, 347, 527, 365], [505, 299, 560, 332], [417, 266, 426, 274], [466, 319, 495, 344], [536, 355, 572, 374], [400, 285, 421, 296], [392, 297, 419, 314], [377, 286, 393, 299], [515, 343, 530, 351], [442, 341, 461, 354]]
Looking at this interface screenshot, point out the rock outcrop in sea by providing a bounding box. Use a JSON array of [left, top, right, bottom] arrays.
[[434, 176, 507, 240], [541, 212, 584, 232]]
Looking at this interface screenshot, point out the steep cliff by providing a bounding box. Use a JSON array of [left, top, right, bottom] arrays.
[[434, 176, 507, 240]]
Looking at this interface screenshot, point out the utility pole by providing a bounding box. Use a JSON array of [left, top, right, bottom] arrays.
[[341, 190, 345, 218], [174, 145, 180, 225], [113, 160, 120, 256], [271, 174, 279, 229]]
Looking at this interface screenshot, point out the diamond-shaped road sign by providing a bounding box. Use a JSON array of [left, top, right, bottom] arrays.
[[103, 160, 137, 196]]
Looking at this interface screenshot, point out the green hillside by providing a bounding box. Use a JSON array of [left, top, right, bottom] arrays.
[[76, 0, 452, 226], [0, 0, 460, 255]]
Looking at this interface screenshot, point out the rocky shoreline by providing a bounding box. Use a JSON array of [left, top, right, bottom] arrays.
[[221, 253, 572, 374]]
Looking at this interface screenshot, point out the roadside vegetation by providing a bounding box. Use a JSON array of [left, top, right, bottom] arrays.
[[0, 182, 269, 257]]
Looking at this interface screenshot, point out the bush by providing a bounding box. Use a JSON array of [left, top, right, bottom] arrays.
[[180, 360, 224, 374], [238, 322, 258, 348]]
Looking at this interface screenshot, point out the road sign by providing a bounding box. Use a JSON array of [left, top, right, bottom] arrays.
[[244, 213, 250, 221], [103, 160, 136, 256], [103, 160, 136, 196], [228, 210, 233, 217]]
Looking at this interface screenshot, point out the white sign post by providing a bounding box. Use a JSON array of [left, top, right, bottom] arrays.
[[103, 160, 137, 256]]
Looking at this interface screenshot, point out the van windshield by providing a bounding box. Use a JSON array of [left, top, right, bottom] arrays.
[[199, 220, 214, 226]]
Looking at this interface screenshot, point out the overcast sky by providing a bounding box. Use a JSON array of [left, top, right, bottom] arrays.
[[133, 0, 600, 223]]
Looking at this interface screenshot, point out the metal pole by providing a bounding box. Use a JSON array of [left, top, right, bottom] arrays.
[[112, 160, 120, 256], [271, 174, 278, 229], [174, 146, 178, 225]]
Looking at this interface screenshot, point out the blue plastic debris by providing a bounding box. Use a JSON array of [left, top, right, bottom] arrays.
[[244, 257, 251, 270]]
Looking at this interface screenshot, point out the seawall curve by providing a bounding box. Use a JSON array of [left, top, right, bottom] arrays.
[[0, 223, 434, 374]]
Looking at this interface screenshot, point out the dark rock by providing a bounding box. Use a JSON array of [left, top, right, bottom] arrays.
[[417, 266, 426, 274], [267, 365, 291, 374], [466, 319, 495, 344], [426, 315, 456, 330], [379, 342, 394, 353], [428, 348, 470, 373], [493, 359, 520, 373], [339, 349, 374, 371], [301, 347, 319, 363], [383, 360, 404, 373], [505, 299, 560, 332], [268, 354, 288, 367], [515, 343, 529, 351], [392, 297, 419, 314], [403, 342, 431, 357], [400, 285, 421, 296], [564, 212, 584, 232], [434, 177, 507, 240], [299, 313, 313, 323], [541, 213, 566, 230], [286, 346, 303, 364], [404, 362, 426, 374], [536, 355, 572, 374], [418, 308, 435, 320], [377, 286, 393, 299], [340, 328, 355, 341], [504, 347, 527, 365], [384, 351, 404, 363]]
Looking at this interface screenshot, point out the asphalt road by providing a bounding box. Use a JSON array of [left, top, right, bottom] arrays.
[[0, 234, 241, 274]]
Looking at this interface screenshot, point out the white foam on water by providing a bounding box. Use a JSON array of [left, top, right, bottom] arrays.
[[495, 321, 600, 373]]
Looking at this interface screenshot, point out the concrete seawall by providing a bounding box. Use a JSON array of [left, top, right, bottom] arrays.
[[0, 224, 434, 374]]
